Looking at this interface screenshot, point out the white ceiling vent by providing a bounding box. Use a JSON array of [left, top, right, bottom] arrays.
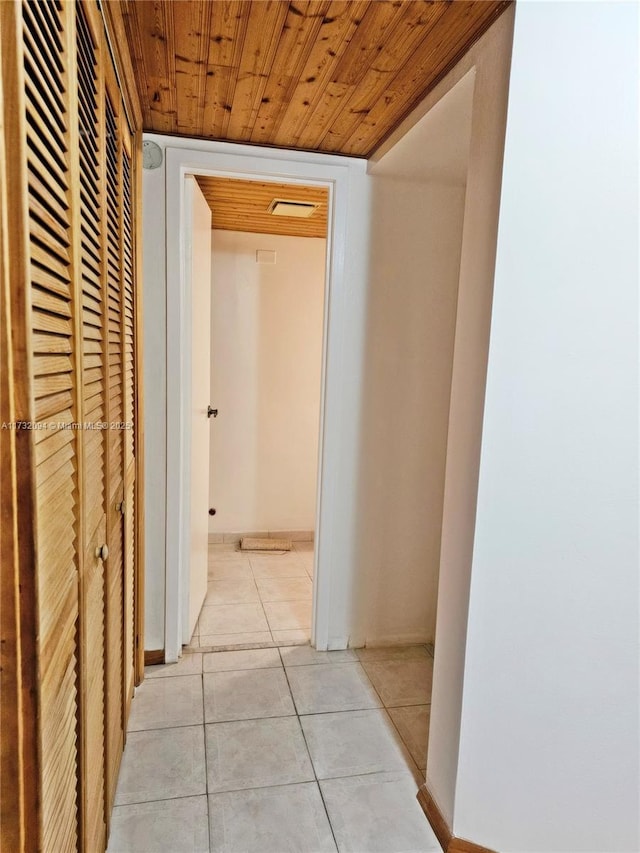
[[267, 199, 319, 218]]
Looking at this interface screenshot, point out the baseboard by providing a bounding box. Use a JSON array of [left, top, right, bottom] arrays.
[[417, 784, 497, 853], [144, 649, 165, 666], [362, 632, 433, 647], [417, 785, 452, 850]]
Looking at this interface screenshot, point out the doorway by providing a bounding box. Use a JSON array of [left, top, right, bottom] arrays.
[[188, 176, 329, 649], [162, 147, 352, 662]]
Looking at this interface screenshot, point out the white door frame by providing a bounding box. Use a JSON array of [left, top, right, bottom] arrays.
[[164, 145, 351, 662]]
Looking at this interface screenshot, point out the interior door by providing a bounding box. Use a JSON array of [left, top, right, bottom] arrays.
[[22, 2, 81, 847], [184, 176, 212, 643]]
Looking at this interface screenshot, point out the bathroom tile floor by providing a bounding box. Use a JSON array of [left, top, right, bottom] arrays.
[[190, 543, 315, 650], [108, 644, 437, 853], [109, 541, 437, 851]]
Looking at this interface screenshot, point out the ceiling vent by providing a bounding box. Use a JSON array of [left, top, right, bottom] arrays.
[[267, 199, 319, 218]]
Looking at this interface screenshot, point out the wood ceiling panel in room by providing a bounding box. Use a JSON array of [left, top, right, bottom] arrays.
[[196, 177, 329, 237], [120, 0, 511, 158]]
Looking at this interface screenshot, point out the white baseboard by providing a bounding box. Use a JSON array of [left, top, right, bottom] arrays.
[[361, 632, 433, 648]]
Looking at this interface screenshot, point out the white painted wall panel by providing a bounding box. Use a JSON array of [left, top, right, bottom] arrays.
[[455, 3, 639, 850], [209, 230, 325, 534]]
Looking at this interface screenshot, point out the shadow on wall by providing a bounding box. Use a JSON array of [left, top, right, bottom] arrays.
[[350, 72, 475, 648]]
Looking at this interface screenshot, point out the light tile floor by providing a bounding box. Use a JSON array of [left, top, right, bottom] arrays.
[[190, 543, 315, 650], [108, 645, 438, 853]]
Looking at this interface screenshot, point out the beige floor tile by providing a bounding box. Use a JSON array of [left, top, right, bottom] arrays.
[[263, 599, 311, 631], [207, 549, 246, 563], [388, 705, 430, 771], [127, 675, 203, 731], [355, 645, 430, 662], [320, 772, 440, 853], [301, 709, 415, 780], [203, 648, 281, 673], [198, 602, 269, 635], [107, 796, 209, 853], [255, 577, 312, 602], [204, 579, 259, 606], [198, 632, 273, 649], [270, 629, 310, 645], [206, 716, 314, 793], [145, 653, 202, 679], [360, 659, 433, 707], [296, 551, 315, 566], [209, 544, 240, 554], [114, 726, 206, 805], [249, 554, 308, 579], [208, 783, 336, 853], [208, 562, 253, 580], [286, 663, 382, 715], [279, 646, 357, 666], [204, 668, 295, 722]]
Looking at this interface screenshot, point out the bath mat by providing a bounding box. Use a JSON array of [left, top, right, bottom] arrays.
[[240, 537, 292, 552]]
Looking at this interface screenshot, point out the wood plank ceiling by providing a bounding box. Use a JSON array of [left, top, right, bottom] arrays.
[[195, 177, 329, 237], [120, 0, 511, 158]]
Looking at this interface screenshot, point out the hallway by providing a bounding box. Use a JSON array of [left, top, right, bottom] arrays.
[[107, 643, 436, 852]]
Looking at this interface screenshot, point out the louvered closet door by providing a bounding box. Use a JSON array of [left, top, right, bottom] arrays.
[[122, 133, 137, 710], [76, 4, 107, 850], [22, 1, 80, 850], [104, 85, 126, 812]]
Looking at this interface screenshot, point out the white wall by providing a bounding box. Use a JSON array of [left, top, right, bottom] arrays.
[[209, 230, 326, 534], [420, 8, 515, 825], [452, 3, 639, 851], [354, 71, 474, 647]]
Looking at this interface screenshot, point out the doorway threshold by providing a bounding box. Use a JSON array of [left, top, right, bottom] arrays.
[[186, 542, 314, 652]]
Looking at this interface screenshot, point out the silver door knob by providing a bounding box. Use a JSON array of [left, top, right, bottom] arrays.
[[95, 544, 109, 561]]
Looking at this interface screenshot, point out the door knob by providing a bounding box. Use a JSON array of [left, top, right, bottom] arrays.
[[207, 406, 218, 418], [95, 544, 109, 561]]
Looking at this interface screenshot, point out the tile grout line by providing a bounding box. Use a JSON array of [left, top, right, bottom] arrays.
[[114, 791, 217, 809], [200, 669, 212, 852], [278, 646, 341, 853], [255, 565, 277, 645]]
